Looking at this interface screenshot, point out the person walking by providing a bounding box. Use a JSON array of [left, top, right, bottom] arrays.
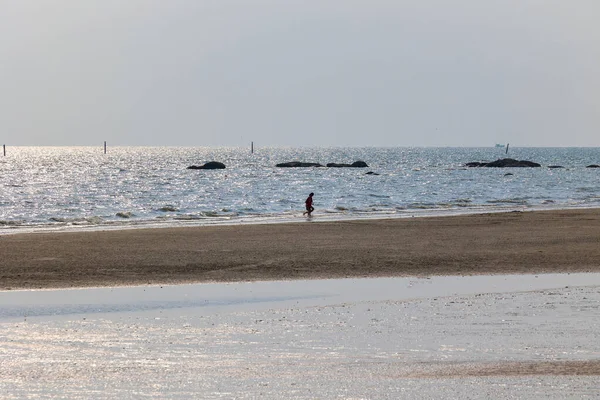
[[303, 192, 314, 216]]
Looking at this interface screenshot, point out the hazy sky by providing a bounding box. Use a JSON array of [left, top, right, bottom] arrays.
[[1, 0, 599, 147]]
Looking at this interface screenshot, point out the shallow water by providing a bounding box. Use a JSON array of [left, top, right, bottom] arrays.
[[2, 146, 600, 233], [2, 273, 600, 321], [1, 274, 599, 398]]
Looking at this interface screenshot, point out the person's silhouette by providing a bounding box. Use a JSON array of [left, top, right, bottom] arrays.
[[303, 192, 314, 216]]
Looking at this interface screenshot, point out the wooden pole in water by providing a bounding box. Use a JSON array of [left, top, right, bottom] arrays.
[[251, 141, 254, 154], [104, 141, 107, 154], [3, 144, 5, 156]]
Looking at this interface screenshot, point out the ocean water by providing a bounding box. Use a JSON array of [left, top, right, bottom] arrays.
[[1, 146, 599, 233]]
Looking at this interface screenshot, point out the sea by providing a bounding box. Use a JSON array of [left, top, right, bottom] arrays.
[[1, 146, 599, 234]]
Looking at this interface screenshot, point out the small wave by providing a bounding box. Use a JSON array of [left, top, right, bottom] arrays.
[[49, 216, 104, 225], [174, 215, 202, 221], [407, 203, 438, 210], [366, 208, 397, 213], [581, 196, 600, 204], [323, 207, 367, 214], [434, 203, 454, 209], [158, 206, 178, 212], [0, 220, 24, 226], [454, 198, 472, 204], [73, 216, 103, 225], [486, 198, 528, 205], [452, 199, 473, 208], [576, 187, 596, 193], [277, 199, 295, 204], [368, 203, 394, 209], [116, 212, 134, 218], [238, 208, 259, 215], [172, 211, 228, 220], [454, 203, 471, 208]]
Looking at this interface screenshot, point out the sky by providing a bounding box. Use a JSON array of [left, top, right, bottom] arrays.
[[1, 0, 599, 147]]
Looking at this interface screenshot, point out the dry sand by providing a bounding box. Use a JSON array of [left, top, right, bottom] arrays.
[[2, 208, 600, 290]]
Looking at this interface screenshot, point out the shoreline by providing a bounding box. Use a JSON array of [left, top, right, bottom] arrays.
[[2, 208, 600, 290], [1, 204, 598, 237]]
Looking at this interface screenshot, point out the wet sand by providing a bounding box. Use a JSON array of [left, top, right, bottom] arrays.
[[2, 208, 600, 290], [1, 277, 599, 398]]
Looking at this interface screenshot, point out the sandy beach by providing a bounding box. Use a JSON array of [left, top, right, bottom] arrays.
[[1, 208, 600, 290], [2, 209, 600, 398]]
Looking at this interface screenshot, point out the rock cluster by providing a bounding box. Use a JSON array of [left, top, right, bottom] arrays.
[[276, 160, 369, 168], [275, 161, 324, 168], [466, 158, 541, 168], [187, 161, 226, 170], [326, 161, 369, 168], [187, 160, 371, 170], [467, 158, 600, 168]]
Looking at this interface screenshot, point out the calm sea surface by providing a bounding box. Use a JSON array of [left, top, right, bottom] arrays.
[[1, 146, 599, 233]]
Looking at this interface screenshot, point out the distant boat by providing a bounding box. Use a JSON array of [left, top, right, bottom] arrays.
[[495, 143, 510, 154]]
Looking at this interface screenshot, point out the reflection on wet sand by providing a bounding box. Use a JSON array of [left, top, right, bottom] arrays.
[[395, 360, 600, 378], [1, 275, 599, 399]]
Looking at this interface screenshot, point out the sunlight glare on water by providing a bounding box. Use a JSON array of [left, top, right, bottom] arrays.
[[1, 146, 599, 232]]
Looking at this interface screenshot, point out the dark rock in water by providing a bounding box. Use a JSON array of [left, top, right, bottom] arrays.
[[466, 158, 541, 168], [365, 171, 380, 175], [187, 161, 226, 170], [465, 162, 488, 167], [276, 161, 323, 167], [586, 164, 600, 168], [486, 158, 541, 167], [327, 161, 369, 168], [548, 165, 564, 169], [504, 173, 514, 176], [277, 160, 367, 168]]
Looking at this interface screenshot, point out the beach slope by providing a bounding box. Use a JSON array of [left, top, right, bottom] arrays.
[[1, 209, 600, 289]]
